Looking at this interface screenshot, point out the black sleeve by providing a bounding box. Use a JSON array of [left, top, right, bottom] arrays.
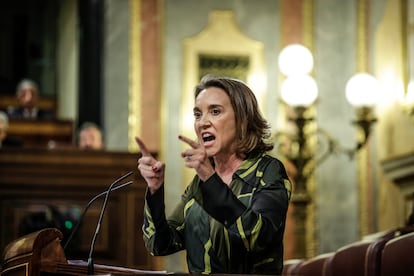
[[199, 173, 246, 227], [146, 185, 168, 229]]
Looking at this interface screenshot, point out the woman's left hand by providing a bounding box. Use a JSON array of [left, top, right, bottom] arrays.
[[178, 134, 215, 181]]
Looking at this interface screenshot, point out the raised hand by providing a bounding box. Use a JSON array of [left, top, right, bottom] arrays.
[[178, 135, 215, 181], [135, 137, 165, 194]]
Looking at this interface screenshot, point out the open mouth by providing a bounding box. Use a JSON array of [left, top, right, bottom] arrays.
[[202, 133, 215, 143]]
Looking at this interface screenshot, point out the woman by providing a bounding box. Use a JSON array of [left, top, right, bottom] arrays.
[[136, 75, 291, 274]]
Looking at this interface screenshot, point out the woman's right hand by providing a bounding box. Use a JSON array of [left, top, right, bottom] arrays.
[[135, 137, 165, 194]]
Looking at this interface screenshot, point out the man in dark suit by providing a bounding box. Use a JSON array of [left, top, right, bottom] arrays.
[[8, 79, 54, 120]]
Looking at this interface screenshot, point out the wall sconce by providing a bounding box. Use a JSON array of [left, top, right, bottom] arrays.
[[277, 44, 379, 258], [345, 73, 379, 152]]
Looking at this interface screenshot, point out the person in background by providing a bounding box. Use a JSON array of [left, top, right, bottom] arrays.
[[136, 75, 291, 275], [0, 111, 22, 148], [8, 79, 53, 119], [0, 111, 9, 148], [78, 122, 104, 150]]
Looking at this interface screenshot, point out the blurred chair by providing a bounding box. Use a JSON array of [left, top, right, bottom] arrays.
[[295, 252, 334, 276], [328, 239, 373, 276], [281, 227, 414, 276], [364, 229, 400, 276], [365, 226, 414, 276], [282, 259, 304, 276], [380, 231, 414, 276], [328, 226, 414, 276]]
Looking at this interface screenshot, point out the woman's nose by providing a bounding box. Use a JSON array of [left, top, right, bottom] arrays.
[[198, 114, 211, 128]]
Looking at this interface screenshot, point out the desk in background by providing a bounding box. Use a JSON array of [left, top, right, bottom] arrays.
[[7, 118, 74, 148]]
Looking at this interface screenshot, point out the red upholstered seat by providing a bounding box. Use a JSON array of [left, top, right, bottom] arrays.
[[380, 231, 414, 276], [282, 227, 414, 276], [282, 259, 304, 276], [366, 226, 414, 276], [329, 240, 372, 276], [328, 227, 414, 276], [295, 252, 334, 276], [364, 230, 398, 276]]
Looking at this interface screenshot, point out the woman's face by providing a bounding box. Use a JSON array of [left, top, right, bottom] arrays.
[[193, 87, 237, 158]]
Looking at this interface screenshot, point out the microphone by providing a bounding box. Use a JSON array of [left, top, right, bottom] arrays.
[[87, 171, 134, 275], [63, 175, 134, 251]]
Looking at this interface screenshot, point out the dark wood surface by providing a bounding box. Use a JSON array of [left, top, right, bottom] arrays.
[[0, 148, 153, 271], [1, 228, 248, 276], [6, 118, 74, 148], [1, 228, 167, 276]]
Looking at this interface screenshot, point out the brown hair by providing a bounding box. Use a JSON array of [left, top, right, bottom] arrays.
[[195, 75, 273, 158]]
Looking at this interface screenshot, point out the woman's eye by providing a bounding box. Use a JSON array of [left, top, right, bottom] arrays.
[[211, 108, 220, 115], [194, 111, 201, 119]]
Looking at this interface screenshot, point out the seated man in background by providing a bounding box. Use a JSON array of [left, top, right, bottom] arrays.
[[78, 122, 104, 150], [0, 111, 23, 148], [8, 79, 54, 119]]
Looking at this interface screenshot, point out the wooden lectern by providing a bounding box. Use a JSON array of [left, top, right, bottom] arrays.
[[1, 228, 66, 276], [0, 148, 155, 271], [0, 228, 168, 276]]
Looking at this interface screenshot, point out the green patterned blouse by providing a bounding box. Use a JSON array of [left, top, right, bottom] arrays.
[[142, 153, 292, 275]]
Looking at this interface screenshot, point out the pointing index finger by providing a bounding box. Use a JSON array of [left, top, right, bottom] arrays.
[[178, 135, 201, 149], [135, 136, 151, 157]]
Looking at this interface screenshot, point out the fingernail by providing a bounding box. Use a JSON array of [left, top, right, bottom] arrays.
[[152, 165, 158, 172]]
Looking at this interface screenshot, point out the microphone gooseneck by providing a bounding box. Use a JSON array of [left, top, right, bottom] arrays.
[[80, 171, 133, 275], [63, 180, 133, 251]]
